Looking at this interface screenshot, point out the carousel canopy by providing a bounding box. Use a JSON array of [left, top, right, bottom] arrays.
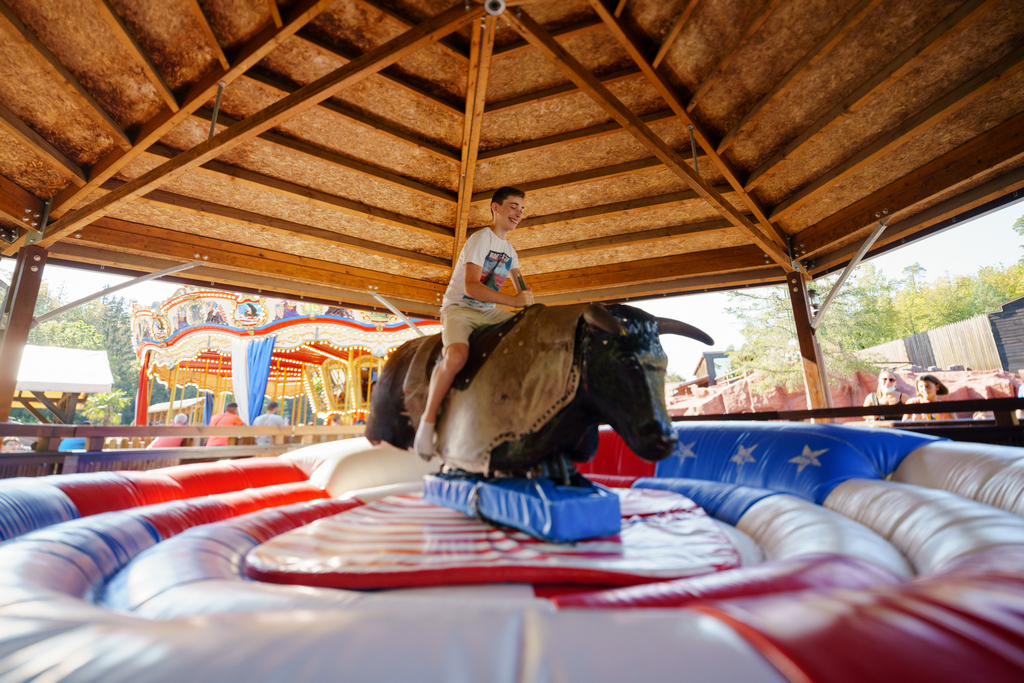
[[15, 346, 113, 394]]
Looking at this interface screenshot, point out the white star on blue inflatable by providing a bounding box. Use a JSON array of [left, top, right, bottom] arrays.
[[675, 441, 697, 462], [789, 445, 828, 473], [730, 444, 758, 471]]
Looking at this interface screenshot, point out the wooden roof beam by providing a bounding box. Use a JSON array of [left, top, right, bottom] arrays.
[[686, 0, 785, 112], [511, 8, 794, 272], [41, 3, 483, 246], [746, 0, 996, 191], [518, 218, 734, 261], [0, 102, 86, 186], [493, 17, 603, 56], [192, 108, 457, 204], [266, 0, 283, 28], [183, 0, 229, 70], [586, 0, 792, 264], [358, 0, 470, 61], [454, 16, 497, 262], [770, 41, 1024, 220], [21, 0, 340, 250], [91, 0, 179, 112], [0, 176, 43, 226], [245, 72, 459, 161], [0, 1, 130, 150], [484, 67, 639, 113], [142, 144, 452, 239], [717, 0, 883, 153], [652, 0, 700, 69], [514, 187, 727, 230], [99, 179, 449, 268]]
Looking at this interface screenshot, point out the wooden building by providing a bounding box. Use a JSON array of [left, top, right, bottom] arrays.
[[0, 0, 1022, 418]]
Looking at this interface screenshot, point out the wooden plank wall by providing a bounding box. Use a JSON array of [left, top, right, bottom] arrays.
[[988, 297, 1024, 372], [858, 314, 1004, 371]]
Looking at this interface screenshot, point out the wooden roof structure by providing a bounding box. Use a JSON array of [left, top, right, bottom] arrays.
[[0, 0, 1022, 319]]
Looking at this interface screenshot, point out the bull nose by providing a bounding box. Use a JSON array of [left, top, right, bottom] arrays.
[[635, 420, 677, 459]]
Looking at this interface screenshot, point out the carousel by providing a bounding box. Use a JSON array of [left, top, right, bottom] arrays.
[[130, 289, 439, 426]]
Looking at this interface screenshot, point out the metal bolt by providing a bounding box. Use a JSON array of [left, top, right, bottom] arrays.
[[33, 213, 39, 218], [30, 265, 37, 272], [75, 233, 82, 238], [30, 222, 37, 227], [882, 208, 889, 215], [792, 287, 798, 292], [22, 217, 28, 222], [33, 255, 40, 261], [875, 212, 881, 218], [202, 255, 208, 260], [99, 265, 104, 270], [194, 253, 200, 258]]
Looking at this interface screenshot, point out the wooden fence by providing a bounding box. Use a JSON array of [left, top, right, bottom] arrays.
[[858, 314, 1003, 371]]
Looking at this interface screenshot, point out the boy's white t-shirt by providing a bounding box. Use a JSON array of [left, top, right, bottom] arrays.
[[443, 228, 520, 311]]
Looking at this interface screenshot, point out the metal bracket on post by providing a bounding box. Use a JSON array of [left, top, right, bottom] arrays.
[[369, 288, 426, 337], [23, 198, 51, 247], [811, 213, 891, 330], [209, 81, 226, 139], [687, 125, 699, 174]]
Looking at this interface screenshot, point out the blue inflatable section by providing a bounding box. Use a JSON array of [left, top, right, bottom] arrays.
[[633, 478, 783, 526], [0, 478, 80, 541], [654, 422, 942, 504], [423, 474, 621, 543]]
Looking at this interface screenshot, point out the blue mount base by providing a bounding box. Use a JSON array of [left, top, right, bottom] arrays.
[[423, 472, 622, 544]]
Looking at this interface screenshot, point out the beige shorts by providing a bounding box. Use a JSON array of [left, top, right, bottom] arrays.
[[441, 305, 514, 347]]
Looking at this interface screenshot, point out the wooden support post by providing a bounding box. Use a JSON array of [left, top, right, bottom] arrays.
[[0, 245, 46, 421], [788, 273, 832, 411]]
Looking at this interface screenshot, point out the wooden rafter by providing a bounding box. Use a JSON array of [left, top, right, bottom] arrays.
[[717, 0, 884, 153], [686, 0, 785, 112], [493, 18, 603, 56], [183, 0, 229, 70], [770, 41, 1024, 220], [91, 0, 178, 111], [16, 396, 52, 424], [613, 0, 628, 18], [141, 145, 452, 239], [484, 67, 639, 113], [358, 0, 469, 61], [42, 3, 483, 246], [0, 1, 130, 150], [266, 0, 283, 28], [510, 8, 794, 272], [98, 179, 450, 268], [518, 218, 733, 261], [513, 188, 731, 231], [0, 102, 86, 186], [0, 175, 43, 225], [586, 1, 791, 261], [652, 0, 699, 69], [747, 0, 995, 191], [454, 15, 496, 262], [245, 72, 459, 162]]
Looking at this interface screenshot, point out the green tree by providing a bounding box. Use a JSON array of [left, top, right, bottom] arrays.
[[84, 390, 130, 426]]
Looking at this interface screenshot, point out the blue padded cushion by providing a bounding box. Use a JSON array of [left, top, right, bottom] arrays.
[[654, 422, 943, 504], [633, 478, 782, 526], [0, 478, 80, 541]]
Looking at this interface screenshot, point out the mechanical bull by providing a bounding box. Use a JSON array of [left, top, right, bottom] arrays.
[[366, 303, 713, 475]]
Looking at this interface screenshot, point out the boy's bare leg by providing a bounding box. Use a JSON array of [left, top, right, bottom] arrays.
[[414, 343, 469, 458]]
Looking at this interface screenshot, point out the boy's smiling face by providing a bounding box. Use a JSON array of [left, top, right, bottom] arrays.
[[492, 195, 524, 233]]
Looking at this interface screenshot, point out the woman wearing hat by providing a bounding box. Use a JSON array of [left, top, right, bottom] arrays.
[[903, 374, 953, 421]]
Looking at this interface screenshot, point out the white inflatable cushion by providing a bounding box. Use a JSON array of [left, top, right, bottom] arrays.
[[285, 439, 440, 496], [737, 494, 912, 578], [824, 479, 1024, 574], [712, 520, 764, 567], [893, 441, 1024, 514]]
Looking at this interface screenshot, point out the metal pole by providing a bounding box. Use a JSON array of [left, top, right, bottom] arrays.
[[33, 261, 202, 327], [209, 81, 226, 139], [811, 216, 890, 329], [370, 291, 426, 337], [687, 125, 699, 174]]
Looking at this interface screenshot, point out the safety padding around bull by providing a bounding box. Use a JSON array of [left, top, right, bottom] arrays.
[[366, 303, 713, 542]]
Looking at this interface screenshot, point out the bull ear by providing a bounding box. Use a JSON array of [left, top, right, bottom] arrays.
[[657, 318, 714, 346], [583, 304, 624, 336]]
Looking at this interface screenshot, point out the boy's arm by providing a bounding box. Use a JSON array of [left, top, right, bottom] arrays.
[[464, 263, 533, 307]]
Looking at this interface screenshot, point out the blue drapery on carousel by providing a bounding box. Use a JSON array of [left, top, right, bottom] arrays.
[[230, 336, 276, 425], [203, 391, 213, 425]]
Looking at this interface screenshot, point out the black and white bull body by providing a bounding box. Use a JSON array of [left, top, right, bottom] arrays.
[[365, 303, 713, 474]]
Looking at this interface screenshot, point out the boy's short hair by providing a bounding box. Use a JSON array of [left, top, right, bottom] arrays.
[[267, 401, 279, 410], [491, 186, 525, 207], [225, 402, 238, 410]]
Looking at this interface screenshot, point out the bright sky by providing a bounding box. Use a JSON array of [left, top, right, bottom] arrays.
[[3, 200, 1022, 379]]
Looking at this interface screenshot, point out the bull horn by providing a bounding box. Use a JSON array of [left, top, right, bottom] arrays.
[[583, 304, 624, 336], [657, 318, 714, 346]]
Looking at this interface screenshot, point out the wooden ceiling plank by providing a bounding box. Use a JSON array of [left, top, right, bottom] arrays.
[[493, 17, 603, 57], [518, 218, 733, 260], [717, 0, 883, 154], [98, 178, 448, 268], [0, 175, 43, 225], [91, 0, 179, 112], [477, 109, 674, 160], [20, 0, 340, 251], [536, 266, 784, 304], [0, 102, 86, 186], [470, 156, 669, 203], [516, 188, 712, 229], [296, 33, 464, 115], [142, 145, 452, 238], [484, 67, 639, 113], [357, 0, 469, 61], [0, 1, 131, 150], [42, 3, 483, 246], [746, 0, 996, 190], [182, 0, 230, 70], [244, 72, 459, 161], [652, 0, 700, 69], [686, 0, 786, 112], [587, 0, 791, 259], [513, 8, 793, 271], [770, 41, 1024, 220], [796, 110, 1024, 258], [454, 16, 497, 262]]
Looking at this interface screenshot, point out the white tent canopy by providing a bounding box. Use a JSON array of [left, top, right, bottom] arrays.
[[14, 346, 113, 394], [147, 396, 205, 414]]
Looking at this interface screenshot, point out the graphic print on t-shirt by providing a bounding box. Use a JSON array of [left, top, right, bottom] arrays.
[[464, 249, 512, 306]]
